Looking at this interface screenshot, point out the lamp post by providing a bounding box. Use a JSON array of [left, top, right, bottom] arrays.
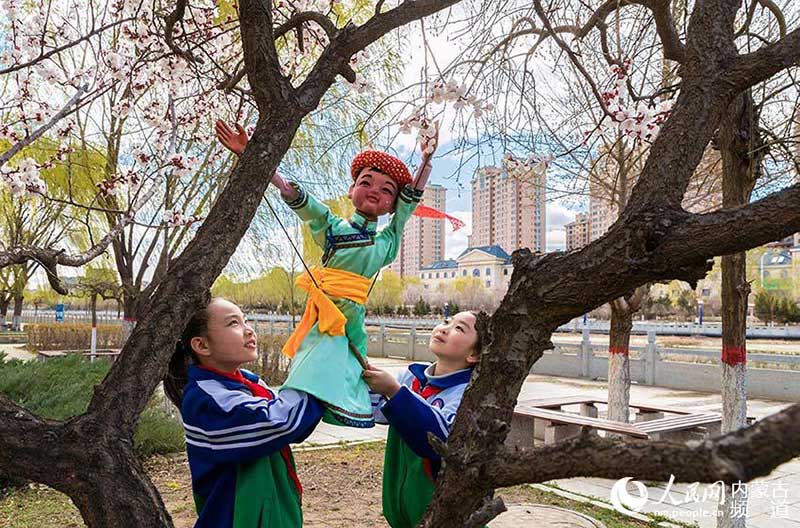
[[698, 299, 704, 326]]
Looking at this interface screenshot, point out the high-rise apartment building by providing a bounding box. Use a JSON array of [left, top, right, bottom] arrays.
[[389, 184, 447, 277], [565, 212, 590, 250], [468, 166, 546, 253], [582, 143, 722, 247]]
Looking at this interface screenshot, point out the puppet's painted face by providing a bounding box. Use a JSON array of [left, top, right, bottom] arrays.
[[348, 167, 399, 219]]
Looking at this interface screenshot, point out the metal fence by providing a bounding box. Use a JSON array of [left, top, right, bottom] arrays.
[[22, 309, 800, 339], [259, 322, 800, 401], [533, 329, 800, 401], [25, 312, 800, 402]]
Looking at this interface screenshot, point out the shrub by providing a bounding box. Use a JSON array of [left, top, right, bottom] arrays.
[[0, 353, 184, 491], [25, 323, 124, 352], [247, 333, 291, 385]]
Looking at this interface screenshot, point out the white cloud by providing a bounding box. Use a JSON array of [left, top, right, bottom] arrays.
[[546, 201, 578, 252]]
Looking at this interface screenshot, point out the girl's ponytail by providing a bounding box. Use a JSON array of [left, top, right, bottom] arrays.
[[164, 341, 190, 408], [163, 297, 217, 407]]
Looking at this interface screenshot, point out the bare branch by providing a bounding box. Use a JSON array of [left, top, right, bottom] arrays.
[[0, 85, 88, 168], [531, 0, 613, 118], [297, 0, 462, 110]]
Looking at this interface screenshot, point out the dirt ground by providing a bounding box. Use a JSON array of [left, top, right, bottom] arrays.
[[1, 442, 657, 528], [147, 442, 390, 528]]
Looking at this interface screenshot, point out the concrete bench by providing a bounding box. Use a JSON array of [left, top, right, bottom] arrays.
[[518, 396, 755, 426], [508, 406, 650, 447], [634, 413, 723, 441]]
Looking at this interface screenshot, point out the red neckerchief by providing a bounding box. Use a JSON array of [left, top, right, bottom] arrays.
[[198, 365, 303, 495], [411, 376, 444, 400], [410, 374, 444, 481]]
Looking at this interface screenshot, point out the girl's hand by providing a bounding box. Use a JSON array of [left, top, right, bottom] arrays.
[[362, 366, 401, 398], [215, 119, 248, 155]]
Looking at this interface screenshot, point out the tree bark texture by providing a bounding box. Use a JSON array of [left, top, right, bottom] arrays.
[[716, 89, 762, 528], [608, 297, 634, 424]]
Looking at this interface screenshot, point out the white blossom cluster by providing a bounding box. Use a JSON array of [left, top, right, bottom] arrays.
[[96, 170, 141, 197], [398, 107, 438, 154], [166, 152, 201, 178], [399, 79, 494, 154], [427, 79, 493, 118], [1, 158, 47, 197], [163, 209, 202, 227], [602, 61, 672, 143]]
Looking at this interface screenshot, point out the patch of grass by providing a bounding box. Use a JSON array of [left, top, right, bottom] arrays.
[[0, 486, 82, 528], [0, 355, 184, 460], [1, 441, 690, 528]]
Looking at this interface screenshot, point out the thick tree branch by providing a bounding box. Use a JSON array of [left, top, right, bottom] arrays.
[[0, 213, 131, 294], [661, 183, 800, 264], [650, 0, 686, 62], [464, 496, 506, 528], [728, 27, 800, 92], [273, 11, 357, 82], [239, 0, 294, 111], [0, 174, 161, 293], [485, 403, 800, 489], [274, 11, 338, 40], [297, 0, 462, 110]]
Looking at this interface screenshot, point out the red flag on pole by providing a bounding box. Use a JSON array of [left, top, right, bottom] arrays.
[[413, 204, 465, 231]]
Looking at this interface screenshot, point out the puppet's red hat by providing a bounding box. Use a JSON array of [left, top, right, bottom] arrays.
[[351, 150, 413, 187]]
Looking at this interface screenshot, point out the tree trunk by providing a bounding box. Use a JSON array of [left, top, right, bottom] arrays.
[[0, 296, 9, 327], [121, 293, 139, 343], [0, 84, 309, 525], [608, 299, 633, 424], [0, 407, 172, 527], [91, 294, 98, 328], [607, 285, 648, 425], [716, 90, 761, 528], [91, 294, 98, 359], [11, 294, 23, 332]]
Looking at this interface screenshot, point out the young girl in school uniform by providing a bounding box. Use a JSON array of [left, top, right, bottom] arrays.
[[164, 297, 324, 528], [363, 311, 482, 528]]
